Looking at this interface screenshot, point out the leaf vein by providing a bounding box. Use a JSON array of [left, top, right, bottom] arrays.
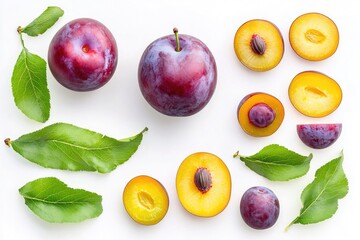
[[297, 160, 341, 220]]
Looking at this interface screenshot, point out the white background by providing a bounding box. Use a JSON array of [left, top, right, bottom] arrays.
[[0, 0, 358, 239]]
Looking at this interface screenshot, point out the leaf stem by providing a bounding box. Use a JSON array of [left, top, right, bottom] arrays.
[[4, 138, 11, 147], [141, 127, 149, 134], [17, 26, 23, 34], [17, 27, 26, 49], [233, 150, 240, 158], [284, 220, 296, 232]]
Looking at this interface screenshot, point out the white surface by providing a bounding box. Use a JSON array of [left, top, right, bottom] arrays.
[[0, 0, 358, 239]]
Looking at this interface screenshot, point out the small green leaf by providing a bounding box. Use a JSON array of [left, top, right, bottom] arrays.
[[22, 6, 64, 36], [7, 123, 148, 173], [19, 177, 102, 223], [12, 6, 63, 122], [286, 151, 348, 230], [11, 48, 50, 123], [234, 144, 313, 181]]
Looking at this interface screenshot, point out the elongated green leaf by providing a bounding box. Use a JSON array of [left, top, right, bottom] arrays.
[[22, 6, 64, 36], [19, 177, 102, 223], [286, 151, 348, 230], [7, 123, 148, 173], [234, 144, 313, 181], [11, 48, 50, 122]]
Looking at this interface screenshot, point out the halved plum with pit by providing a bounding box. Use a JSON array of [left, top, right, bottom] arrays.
[[234, 19, 284, 71], [237, 92, 284, 137]]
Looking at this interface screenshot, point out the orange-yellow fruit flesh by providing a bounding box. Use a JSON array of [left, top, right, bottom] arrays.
[[289, 12, 339, 61], [288, 71, 342, 117], [234, 19, 284, 71], [123, 175, 169, 225], [238, 93, 284, 137], [176, 152, 231, 217]]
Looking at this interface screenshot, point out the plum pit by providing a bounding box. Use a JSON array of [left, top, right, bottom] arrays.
[[248, 103, 275, 128]]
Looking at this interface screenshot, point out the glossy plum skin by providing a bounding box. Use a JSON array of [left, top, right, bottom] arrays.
[[297, 123, 342, 149], [48, 18, 118, 91], [240, 186, 280, 230], [248, 103, 276, 128], [138, 34, 217, 116]]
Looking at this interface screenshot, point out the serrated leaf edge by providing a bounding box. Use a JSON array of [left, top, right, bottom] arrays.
[[285, 151, 348, 231], [19, 177, 103, 223], [22, 6, 64, 36], [11, 48, 50, 122]]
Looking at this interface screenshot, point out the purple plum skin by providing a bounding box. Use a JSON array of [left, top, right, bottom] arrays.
[[240, 186, 280, 230], [237, 92, 262, 122], [248, 103, 275, 128], [297, 123, 342, 149], [48, 18, 118, 91], [138, 33, 217, 116]]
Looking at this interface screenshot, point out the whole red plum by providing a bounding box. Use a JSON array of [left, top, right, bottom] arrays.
[[48, 18, 118, 91], [138, 29, 217, 116]]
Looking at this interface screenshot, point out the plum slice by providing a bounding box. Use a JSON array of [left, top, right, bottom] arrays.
[[289, 12, 339, 61], [234, 19, 284, 71], [288, 71, 342, 118], [297, 123, 342, 149], [123, 175, 169, 225]]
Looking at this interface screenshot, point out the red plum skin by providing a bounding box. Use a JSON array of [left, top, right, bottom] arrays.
[[138, 34, 217, 116], [48, 18, 118, 91]]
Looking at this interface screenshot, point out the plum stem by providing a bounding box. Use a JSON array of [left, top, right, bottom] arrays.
[[173, 27, 181, 52]]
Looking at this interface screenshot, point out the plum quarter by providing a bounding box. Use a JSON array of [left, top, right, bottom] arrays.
[[297, 123, 342, 149]]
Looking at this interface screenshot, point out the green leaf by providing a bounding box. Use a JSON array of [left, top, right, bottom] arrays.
[[22, 6, 64, 36], [12, 6, 63, 122], [7, 123, 148, 173], [19, 177, 102, 223], [286, 151, 348, 230], [234, 144, 313, 181], [11, 48, 50, 123]]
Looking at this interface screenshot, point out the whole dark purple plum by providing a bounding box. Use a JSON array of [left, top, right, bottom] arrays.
[[48, 18, 118, 91], [297, 123, 342, 149], [138, 28, 217, 116], [240, 186, 280, 230]]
